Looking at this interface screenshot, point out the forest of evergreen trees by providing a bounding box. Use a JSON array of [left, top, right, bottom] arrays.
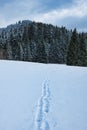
[[0, 20, 87, 66]]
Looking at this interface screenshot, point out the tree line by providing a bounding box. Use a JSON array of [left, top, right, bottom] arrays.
[[0, 20, 87, 66]]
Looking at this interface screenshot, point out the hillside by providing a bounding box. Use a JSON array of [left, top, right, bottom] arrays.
[[0, 20, 87, 66], [0, 60, 87, 130]]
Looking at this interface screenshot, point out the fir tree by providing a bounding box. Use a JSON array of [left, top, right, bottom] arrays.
[[67, 28, 79, 65], [78, 33, 87, 66]]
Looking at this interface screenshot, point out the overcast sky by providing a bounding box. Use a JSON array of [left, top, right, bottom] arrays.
[[0, 0, 87, 31]]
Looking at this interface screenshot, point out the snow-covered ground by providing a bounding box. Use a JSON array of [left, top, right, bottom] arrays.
[[0, 60, 87, 130]]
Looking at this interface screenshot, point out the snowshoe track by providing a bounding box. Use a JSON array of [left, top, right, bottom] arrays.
[[35, 81, 51, 130]]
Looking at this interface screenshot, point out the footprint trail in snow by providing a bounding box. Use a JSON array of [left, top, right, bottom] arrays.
[[35, 81, 51, 130]]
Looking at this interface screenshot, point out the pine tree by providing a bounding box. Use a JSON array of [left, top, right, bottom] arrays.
[[66, 28, 79, 65], [37, 40, 47, 63], [78, 33, 87, 66]]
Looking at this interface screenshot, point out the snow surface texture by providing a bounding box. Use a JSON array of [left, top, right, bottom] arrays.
[[0, 60, 87, 130], [35, 81, 50, 130]]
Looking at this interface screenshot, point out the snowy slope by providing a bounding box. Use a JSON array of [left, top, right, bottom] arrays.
[[0, 60, 87, 130]]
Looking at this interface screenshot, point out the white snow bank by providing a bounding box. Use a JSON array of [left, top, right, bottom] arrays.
[[0, 60, 87, 130]]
